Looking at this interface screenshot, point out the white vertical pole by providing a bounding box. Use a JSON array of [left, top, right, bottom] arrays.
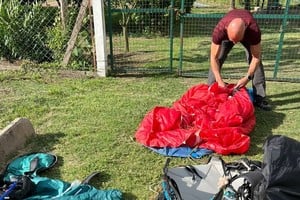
[[92, 0, 107, 77]]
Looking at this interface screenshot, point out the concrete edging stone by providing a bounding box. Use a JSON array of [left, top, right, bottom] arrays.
[[0, 118, 36, 163]]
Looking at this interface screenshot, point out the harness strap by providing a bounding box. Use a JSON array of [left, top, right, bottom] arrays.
[[185, 165, 203, 181], [81, 172, 100, 184], [161, 158, 183, 200], [166, 177, 183, 200], [239, 171, 264, 198]]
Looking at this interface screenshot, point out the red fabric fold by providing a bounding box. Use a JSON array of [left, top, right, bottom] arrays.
[[135, 83, 256, 155]]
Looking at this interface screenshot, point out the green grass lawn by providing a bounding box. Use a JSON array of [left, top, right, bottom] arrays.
[[1, 68, 300, 199]]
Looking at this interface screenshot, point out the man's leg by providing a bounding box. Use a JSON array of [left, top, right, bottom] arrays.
[[252, 61, 266, 100], [208, 40, 234, 85], [242, 42, 271, 110]]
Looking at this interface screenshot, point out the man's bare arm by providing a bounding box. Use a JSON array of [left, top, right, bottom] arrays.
[[210, 42, 226, 87], [248, 43, 261, 76], [235, 43, 262, 89]]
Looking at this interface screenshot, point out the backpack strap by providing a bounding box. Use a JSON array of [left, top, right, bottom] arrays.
[[212, 158, 263, 200], [221, 169, 264, 200], [224, 158, 261, 177], [81, 172, 100, 184], [161, 158, 183, 200], [184, 165, 203, 181], [237, 170, 264, 199], [0, 182, 17, 200]]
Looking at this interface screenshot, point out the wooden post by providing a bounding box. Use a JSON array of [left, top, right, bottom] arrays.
[[62, 0, 89, 67], [60, 0, 68, 30]]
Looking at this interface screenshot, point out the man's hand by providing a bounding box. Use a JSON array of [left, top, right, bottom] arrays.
[[235, 76, 249, 89], [217, 80, 226, 88], [210, 42, 225, 87]]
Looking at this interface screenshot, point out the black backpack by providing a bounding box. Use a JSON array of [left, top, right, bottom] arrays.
[[253, 135, 300, 200], [0, 175, 35, 200], [0, 152, 57, 200]]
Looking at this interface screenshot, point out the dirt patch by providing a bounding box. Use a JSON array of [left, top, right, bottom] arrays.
[[0, 60, 22, 71], [0, 59, 98, 79], [58, 69, 97, 79]]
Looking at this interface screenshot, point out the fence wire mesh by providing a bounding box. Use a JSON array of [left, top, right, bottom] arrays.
[[0, 0, 299, 82], [0, 0, 94, 71], [107, 0, 174, 74], [108, 0, 300, 82], [178, 0, 300, 82]]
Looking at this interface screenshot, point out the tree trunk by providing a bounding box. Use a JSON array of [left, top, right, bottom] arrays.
[[59, 0, 68, 30], [123, 25, 129, 52]]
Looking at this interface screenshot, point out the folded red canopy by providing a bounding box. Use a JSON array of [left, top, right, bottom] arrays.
[[135, 83, 256, 155]]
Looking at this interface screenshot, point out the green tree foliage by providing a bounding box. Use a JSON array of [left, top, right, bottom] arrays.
[[106, 0, 195, 36]]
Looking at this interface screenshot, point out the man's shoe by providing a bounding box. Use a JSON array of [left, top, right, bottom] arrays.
[[254, 100, 272, 111]]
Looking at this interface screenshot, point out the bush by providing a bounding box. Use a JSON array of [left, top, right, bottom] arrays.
[[0, 0, 57, 62], [46, 7, 93, 70]]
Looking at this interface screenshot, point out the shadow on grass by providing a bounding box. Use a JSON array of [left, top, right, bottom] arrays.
[[83, 172, 139, 199], [25, 132, 65, 179], [85, 172, 138, 199], [122, 193, 139, 200], [247, 89, 300, 156], [29, 131, 65, 152], [268, 90, 300, 110], [247, 109, 286, 156], [28, 132, 137, 199]]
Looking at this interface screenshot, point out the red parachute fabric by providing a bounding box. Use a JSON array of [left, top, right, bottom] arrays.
[[135, 83, 256, 155]]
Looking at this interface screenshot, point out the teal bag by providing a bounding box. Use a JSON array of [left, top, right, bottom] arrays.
[[1, 152, 122, 200], [3, 152, 57, 180]]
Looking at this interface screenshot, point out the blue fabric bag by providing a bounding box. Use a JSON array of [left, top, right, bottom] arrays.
[[0, 152, 122, 200]]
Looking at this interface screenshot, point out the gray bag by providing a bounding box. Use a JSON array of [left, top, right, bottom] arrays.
[[158, 156, 262, 200], [157, 156, 225, 200]]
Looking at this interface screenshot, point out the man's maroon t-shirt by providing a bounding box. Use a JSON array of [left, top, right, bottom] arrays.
[[212, 9, 261, 45]]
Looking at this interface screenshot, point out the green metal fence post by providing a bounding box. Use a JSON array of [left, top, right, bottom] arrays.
[[273, 0, 291, 78], [169, 0, 175, 72], [178, 0, 185, 75], [107, 0, 114, 71]]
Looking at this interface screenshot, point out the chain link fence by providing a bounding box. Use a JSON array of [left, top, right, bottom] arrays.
[[178, 0, 300, 82], [0, 0, 299, 82], [0, 0, 94, 71], [106, 0, 176, 74], [108, 0, 300, 82]]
